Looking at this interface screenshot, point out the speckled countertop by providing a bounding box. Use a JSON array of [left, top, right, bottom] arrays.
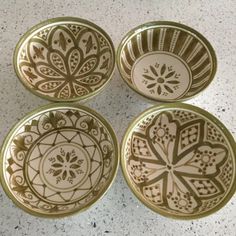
[[0, 0, 235, 235]]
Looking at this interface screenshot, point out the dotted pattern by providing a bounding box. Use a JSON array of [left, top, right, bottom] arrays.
[[173, 110, 197, 123], [79, 59, 96, 74], [207, 122, 226, 143], [67, 24, 81, 36], [219, 159, 233, 188], [143, 184, 162, 204], [69, 50, 80, 73], [37, 28, 51, 40], [180, 124, 199, 148], [52, 54, 65, 72], [40, 67, 59, 76], [132, 136, 151, 156], [41, 81, 62, 90], [190, 179, 218, 196]]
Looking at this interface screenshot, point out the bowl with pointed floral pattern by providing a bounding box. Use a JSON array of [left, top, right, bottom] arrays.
[[121, 103, 236, 219], [0, 103, 119, 217], [13, 17, 115, 101], [117, 21, 217, 102]]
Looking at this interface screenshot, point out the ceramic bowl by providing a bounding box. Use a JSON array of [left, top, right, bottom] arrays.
[[121, 103, 236, 219], [14, 17, 115, 102], [0, 104, 119, 217], [117, 21, 217, 102]]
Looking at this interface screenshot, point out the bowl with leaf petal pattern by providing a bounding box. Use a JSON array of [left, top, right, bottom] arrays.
[[121, 103, 236, 219], [14, 17, 115, 101], [117, 21, 217, 102], [0, 104, 119, 217]]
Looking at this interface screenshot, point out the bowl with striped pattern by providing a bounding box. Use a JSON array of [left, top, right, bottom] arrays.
[[117, 21, 217, 102]]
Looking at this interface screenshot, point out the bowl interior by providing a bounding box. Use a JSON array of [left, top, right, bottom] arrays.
[[1, 105, 118, 217], [118, 22, 216, 102], [14, 18, 115, 101], [122, 105, 235, 219]]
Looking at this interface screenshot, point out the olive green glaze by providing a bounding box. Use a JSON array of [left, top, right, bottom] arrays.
[[121, 103, 236, 219], [117, 21, 217, 103], [14, 17, 115, 102], [0, 103, 119, 218]]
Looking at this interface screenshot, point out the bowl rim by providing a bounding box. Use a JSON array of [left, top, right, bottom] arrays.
[[0, 103, 120, 218], [13, 16, 116, 102], [116, 21, 217, 103], [121, 102, 236, 220]]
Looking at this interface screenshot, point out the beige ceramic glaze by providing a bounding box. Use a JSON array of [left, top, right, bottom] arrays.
[[14, 17, 115, 101], [0, 104, 119, 217], [117, 21, 217, 102], [121, 104, 236, 219]]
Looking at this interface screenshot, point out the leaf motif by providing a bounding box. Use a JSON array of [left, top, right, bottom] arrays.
[[165, 71, 175, 78], [142, 74, 155, 81], [157, 85, 162, 95], [70, 156, 78, 163], [66, 152, 70, 162], [12, 186, 28, 195], [56, 155, 64, 163], [33, 45, 45, 59], [147, 83, 156, 89], [86, 35, 93, 53], [13, 137, 28, 152], [43, 111, 65, 129], [53, 169, 62, 176], [70, 164, 80, 169], [166, 80, 180, 84], [76, 169, 84, 174], [160, 64, 166, 75], [69, 170, 76, 178], [77, 159, 84, 165], [52, 163, 63, 168], [164, 85, 173, 93], [62, 170, 67, 180], [100, 58, 109, 70], [78, 58, 97, 75], [59, 32, 67, 51], [150, 65, 158, 77], [24, 70, 37, 80]]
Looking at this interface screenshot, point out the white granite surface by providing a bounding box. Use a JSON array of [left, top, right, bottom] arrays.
[[0, 0, 235, 235]]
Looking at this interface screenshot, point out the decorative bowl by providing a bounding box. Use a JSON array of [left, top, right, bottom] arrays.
[[14, 17, 115, 101], [0, 104, 119, 217], [117, 21, 217, 102], [121, 103, 236, 219]]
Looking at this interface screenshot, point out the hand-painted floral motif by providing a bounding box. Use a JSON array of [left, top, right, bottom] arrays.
[[3, 107, 116, 216], [126, 110, 234, 216], [47, 148, 84, 184], [17, 23, 114, 100], [142, 64, 180, 95]]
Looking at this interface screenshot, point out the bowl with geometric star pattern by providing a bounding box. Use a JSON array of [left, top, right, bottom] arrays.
[[121, 103, 236, 219], [117, 21, 217, 102], [0, 103, 119, 217], [13, 17, 115, 102]]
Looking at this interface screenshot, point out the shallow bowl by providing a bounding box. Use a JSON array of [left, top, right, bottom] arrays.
[[121, 103, 235, 219], [117, 21, 217, 102], [14, 17, 115, 101], [0, 104, 119, 217]]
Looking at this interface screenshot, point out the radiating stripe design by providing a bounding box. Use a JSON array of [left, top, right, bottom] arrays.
[[191, 53, 208, 70], [169, 30, 180, 53], [147, 29, 153, 52], [137, 34, 144, 55], [178, 35, 193, 57], [158, 28, 167, 51], [119, 24, 215, 100]]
